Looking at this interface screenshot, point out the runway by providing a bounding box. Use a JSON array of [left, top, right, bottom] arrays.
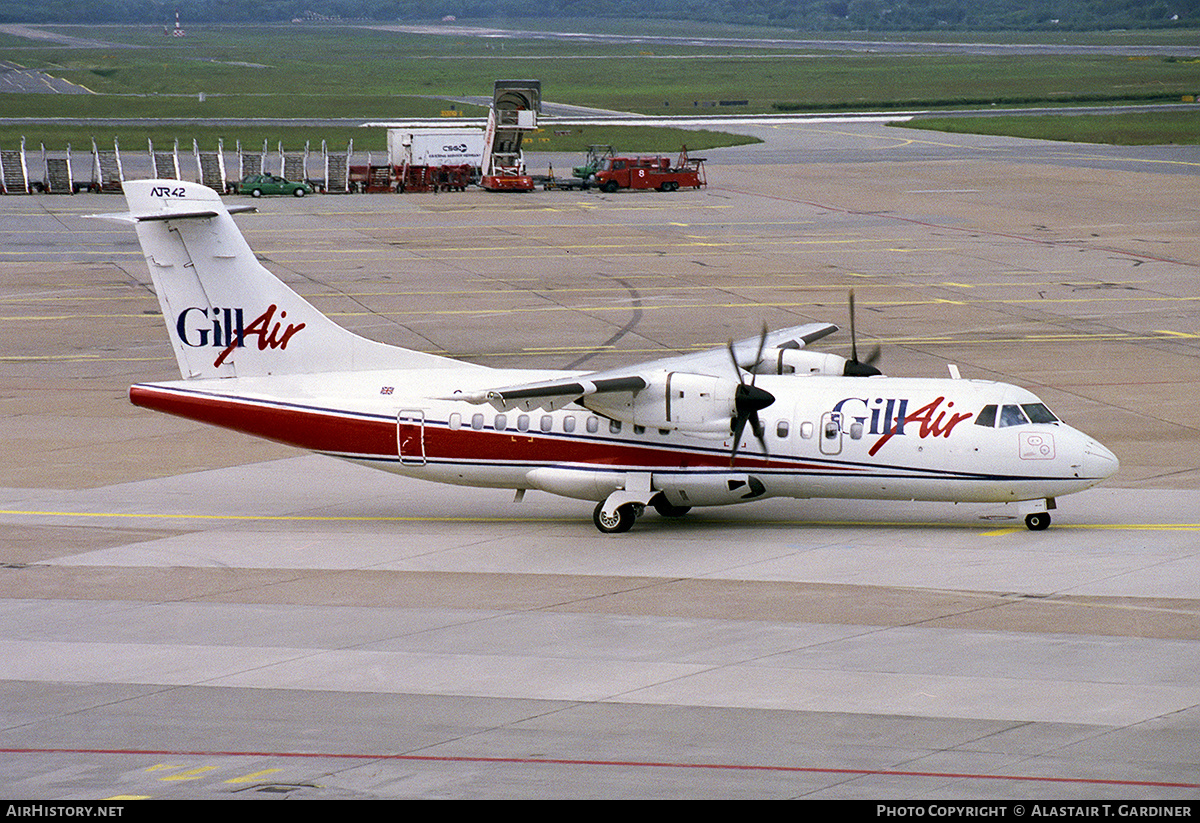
[[1, 121, 1198, 799]]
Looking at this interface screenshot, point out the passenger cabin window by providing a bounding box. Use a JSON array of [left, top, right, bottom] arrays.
[[975, 405, 997, 427], [776, 420, 789, 439], [800, 421, 814, 440], [610, 420, 622, 434], [587, 417, 600, 434], [563, 416, 576, 433], [495, 414, 507, 431], [517, 414, 530, 432], [471, 413, 485, 430], [540, 415, 553, 432], [449, 413, 462, 430]]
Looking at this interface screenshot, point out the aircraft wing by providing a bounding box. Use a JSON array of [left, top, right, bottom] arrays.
[[452, 322, 838, 412], [638, 321, 838, 375]]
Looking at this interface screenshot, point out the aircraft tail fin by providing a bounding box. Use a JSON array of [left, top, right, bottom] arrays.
[[100, 179, 455, 380]]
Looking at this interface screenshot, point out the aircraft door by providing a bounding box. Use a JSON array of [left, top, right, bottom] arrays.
[[819, 411, 843, 455], [397, 409, 426, 465]]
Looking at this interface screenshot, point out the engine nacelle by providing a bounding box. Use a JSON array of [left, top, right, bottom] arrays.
[[751, 347, 848, 376], [582, 371, 738, 434]]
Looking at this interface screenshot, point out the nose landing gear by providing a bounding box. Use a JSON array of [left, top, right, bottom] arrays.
[[1025, 512, 1051, 531], [1021, 497, 1056, 531]]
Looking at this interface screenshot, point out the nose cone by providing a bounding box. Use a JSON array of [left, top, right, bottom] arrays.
[[1083, 439, 1119, 482]]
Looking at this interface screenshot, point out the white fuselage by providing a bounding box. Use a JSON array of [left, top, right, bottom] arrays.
[[131, 367, 1119, 510]]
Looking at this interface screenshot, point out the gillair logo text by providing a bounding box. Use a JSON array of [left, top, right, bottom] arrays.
[[176, 304, 306, 367]]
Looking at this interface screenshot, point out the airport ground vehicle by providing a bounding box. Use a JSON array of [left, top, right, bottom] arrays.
[[572, 145, 615, 181], [594, 149, 706, 193], [235, 173, 313, 198]]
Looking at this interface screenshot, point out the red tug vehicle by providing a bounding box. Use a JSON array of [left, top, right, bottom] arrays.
[[594, 147, 706, 193]]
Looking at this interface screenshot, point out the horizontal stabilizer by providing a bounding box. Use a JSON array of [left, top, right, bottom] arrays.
[[90, 205, 258, 224]]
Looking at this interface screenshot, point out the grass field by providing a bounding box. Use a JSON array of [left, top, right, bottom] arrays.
[[9, 124, 760, 159], [1, 21, 1198, 150], [896, 109, 1200, 145]]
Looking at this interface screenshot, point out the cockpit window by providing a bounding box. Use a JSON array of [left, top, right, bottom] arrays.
[[998, 404, 1029, 428], [978, 402, 1059, 429], [1021, 403, 1059, 424]]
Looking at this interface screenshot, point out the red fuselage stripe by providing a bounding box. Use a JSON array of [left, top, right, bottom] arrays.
[[128, 385, 847, 472], [131, 385, 395, 457]]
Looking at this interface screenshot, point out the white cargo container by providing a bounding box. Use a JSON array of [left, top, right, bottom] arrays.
[[387, 129, 486, 169]]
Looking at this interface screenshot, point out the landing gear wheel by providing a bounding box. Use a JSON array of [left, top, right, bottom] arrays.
[[651, 494, 691, 518], [1025, 512, 1051, 531], [593, 501, 637, 534]]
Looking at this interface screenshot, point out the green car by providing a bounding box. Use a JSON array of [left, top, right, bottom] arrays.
[[238, 173, 313, 198]]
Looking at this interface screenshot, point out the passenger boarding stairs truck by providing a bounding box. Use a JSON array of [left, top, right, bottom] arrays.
[[481, 80, 540, 192]]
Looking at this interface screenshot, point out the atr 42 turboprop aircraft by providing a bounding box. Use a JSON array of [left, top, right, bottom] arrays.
[[98, 180, 1119, 533]]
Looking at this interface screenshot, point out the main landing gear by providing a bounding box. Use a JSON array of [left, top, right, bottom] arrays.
[[592, 493, 692, 534], [593, 500, 640, 534]]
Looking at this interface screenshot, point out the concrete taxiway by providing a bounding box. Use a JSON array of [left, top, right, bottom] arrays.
[[1, 121, 1197, 799]]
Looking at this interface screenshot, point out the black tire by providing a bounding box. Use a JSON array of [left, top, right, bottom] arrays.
[[293, 187, 306, 197], [601, 180, 619, 193], [250, 188, 262, 198], [593, 501, 636, 534], [651, 494, 691, 518], [1025, 512, 1051, 531]]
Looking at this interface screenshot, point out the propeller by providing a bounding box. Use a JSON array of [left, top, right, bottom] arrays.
[[844, 289, 882, 377], [726, 324, 776, 465]]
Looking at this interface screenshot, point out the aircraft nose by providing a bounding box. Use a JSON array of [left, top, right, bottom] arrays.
[[1082, 439, 1119, 481]]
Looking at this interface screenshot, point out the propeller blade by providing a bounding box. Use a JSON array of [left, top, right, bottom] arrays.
[[750, 323, 768, 385], [848, 289, 859, 364], [728, 324, 776, 466], [729, 414, 771, 467], [729, 413, 749, 466], [751, 412, 769, 457], [844, 289, 882, 377], [729, 382, 775, 466], [726, 339, 740, 380]]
